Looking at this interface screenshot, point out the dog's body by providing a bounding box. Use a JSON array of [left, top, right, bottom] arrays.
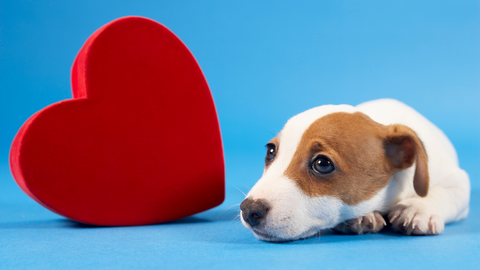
[[240, 99, 470, 242]]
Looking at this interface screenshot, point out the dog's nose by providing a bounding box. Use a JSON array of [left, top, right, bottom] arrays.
[[240, 198, 270, 227]]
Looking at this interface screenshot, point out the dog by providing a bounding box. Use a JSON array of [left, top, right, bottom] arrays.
[[240, 99, 470, 242]]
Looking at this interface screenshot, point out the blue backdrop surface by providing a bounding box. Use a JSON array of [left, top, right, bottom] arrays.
[[1, 1, 479, 269]]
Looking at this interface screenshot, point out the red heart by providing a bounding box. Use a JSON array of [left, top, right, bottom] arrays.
[[9, 17, 225, 226]]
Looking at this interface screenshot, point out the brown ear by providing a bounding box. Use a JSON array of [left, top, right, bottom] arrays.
[[384, 124, 429, 197]]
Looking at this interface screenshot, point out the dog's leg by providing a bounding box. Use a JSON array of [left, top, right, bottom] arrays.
[[388, 169, 470, 235], [332, 211, 386, 234]]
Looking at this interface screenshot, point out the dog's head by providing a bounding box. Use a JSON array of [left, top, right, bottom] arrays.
[[240, 105, 429, 242]]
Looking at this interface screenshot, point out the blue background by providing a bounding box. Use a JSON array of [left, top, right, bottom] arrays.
[[1, 1, 479, 269]]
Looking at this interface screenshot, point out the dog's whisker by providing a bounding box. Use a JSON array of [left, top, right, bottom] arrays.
[[230, 183, 247, 197], [216, 203, 241, 219], [231, 213, 241, 222], [241, 184, 252, 192], [268, 129, 281, 138]]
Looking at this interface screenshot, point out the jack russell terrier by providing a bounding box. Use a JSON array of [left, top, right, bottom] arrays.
[[240, 99, 470, 242]]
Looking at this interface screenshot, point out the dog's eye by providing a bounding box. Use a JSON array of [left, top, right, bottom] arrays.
[[265, 143, 277, 164], [312, 155, 335, 174]]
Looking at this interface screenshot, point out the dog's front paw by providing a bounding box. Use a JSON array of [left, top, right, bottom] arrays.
[[388, 200, 444, 235], [333, 211, 386, 235]]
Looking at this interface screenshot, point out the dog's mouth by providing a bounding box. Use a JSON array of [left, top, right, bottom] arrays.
[[252, 228, 320, 243], [252, 229, 288, 242], [241, 209, 325, 242], [252, 226, 323, 243]]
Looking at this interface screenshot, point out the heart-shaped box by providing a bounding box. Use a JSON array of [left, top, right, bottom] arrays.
[[10, 16, 225, 226]]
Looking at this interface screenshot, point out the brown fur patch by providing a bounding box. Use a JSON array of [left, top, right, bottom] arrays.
[[283, 112, 428, 205], [384, 125, 429, 197]]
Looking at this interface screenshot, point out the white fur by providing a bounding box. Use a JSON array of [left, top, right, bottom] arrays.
[[241, 99, 470, 241]]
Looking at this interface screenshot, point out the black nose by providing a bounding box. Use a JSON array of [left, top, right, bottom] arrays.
[[240, 198, 270, 227]]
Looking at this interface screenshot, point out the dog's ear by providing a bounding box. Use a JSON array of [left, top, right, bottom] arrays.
[[384, 124, 429, 197]]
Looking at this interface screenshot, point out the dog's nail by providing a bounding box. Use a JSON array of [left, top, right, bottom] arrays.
[[389, 213, 399, 223], [367, 215, 373, 223], [407, 222, 415, 235], [383, 219, 387, 226]]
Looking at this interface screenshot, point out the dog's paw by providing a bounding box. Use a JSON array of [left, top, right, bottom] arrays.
[[388, 200, 444, 235], [332, 211, 386, 235]]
